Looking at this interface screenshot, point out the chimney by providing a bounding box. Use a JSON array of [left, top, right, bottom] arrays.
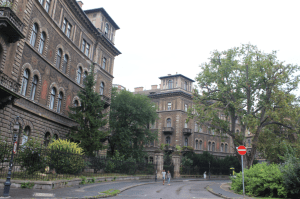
[[134, 87, 144, 92], [151, 85, 158, 90], [77, 1, 83, 8], [168, 74, 171, 76]]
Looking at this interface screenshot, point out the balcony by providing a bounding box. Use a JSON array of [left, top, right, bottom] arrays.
[[0, 71, 20, 108], [0, 7, 25, 43], [162, 127, 174, 135], [183, 128, 192, 136], [101, 95, 110, 108]]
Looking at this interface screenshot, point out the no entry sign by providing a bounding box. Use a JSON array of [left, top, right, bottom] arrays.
[[237, 145, 247, 155]]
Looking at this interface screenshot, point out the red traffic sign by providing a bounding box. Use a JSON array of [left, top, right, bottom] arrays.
[[237, 145, 247, 155]]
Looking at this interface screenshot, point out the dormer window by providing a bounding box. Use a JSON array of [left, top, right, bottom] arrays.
[[184, 81, 187, 90]]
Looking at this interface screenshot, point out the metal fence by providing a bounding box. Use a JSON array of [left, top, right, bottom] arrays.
[[0, 143, 155, 181], [180, 166, 231, 175]]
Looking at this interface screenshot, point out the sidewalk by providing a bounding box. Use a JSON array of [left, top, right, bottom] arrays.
[[0, 178, 222, 199]]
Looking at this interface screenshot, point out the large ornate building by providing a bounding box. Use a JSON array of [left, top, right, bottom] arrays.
[[133, 74, 236, 161], [0, 0, 120, 148]]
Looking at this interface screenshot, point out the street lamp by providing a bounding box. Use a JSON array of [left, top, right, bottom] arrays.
[[209, 161, 211, 180], [3, 116, 19, 197], [155, 155, 158, 182]]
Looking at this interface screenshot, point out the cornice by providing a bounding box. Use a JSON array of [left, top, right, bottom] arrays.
[[148, 91, 193, 100], [98, 33, 121, 56]]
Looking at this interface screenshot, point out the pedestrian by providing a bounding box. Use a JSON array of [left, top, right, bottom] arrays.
[[162, 169, 166, 185], [167, 170, 171, 185], [203, 171, 206, 179]]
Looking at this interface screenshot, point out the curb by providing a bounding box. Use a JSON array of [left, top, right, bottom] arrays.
[[205, 184, 232, 199]]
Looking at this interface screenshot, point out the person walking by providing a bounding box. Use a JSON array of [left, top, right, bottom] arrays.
[[162, 169, 166, 185], [167, 170, 171, 185]]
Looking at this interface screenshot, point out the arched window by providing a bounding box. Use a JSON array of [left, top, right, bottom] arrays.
[[44, 132, 51, 146], [30, 23, 38, 46], [221, 143, 224, 152], [166, 136, 170, 144], [199, 140, 202, 150], [30, 75, 38, 100], [74, 100, 79, 107], [57, 92, 63, 113], [195, 140, 198, 149], [83, 71, 87, 84], [184, 137, 188, 146], [102, 57, 106, 70], [21, 69, 29, 96], [77, 67, 82, 84], [105, 23, 109, 35], [49, 87, 56, 109], [168, 80, 173, 89], [45, 0, 51, 12], [225, 144, 228, 152], [184, 81, 187, 90], [22, 126, 31, 146], [100, 82, 105, 95], [56, 49, 62, 68], [166, 118, 171, 127], [53, 134, 58, 140], [195, 123, 198, 132], [212, 142, 215, 151], [62, 54, 68, 74], [38, 32, 46, 54], [208, 141, 211, 151]]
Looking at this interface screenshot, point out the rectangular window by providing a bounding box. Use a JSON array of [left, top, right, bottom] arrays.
[[81, 39, 86, 52], [45, 0, 51, 13], [66, 24, 72, 38], [167, 102, 171, 110], [102, 57, 106, 69], [85, 43, 90, 56], [62, 19, 67, 33]]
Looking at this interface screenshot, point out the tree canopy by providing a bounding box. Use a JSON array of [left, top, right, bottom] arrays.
[[189, 44, 300, 168], [108, 89, 158, 161], [68, 65, 108, 156]]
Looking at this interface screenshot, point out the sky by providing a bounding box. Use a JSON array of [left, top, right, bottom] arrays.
[[82, 0, 300, 94]]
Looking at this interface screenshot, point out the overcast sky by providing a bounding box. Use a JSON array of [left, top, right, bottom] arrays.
[[82, 0, 300, 94]]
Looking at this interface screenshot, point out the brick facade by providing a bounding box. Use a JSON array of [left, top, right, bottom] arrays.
[[133, 74, 236, 160], [0, 0, 120, 147]]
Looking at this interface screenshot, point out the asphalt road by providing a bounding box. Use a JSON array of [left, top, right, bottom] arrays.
[[111, 180, 225, 199]]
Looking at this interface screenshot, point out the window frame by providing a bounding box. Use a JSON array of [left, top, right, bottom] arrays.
[[45, 0, 51, 13], [21, 69, 29, 96], [166, 118, 171, 127], [38, 32, 46, 54], [167, 102, 171, 110], [168, 80, 173, 89], [102, 57, 106, 69], [77, 67, 82, 84], [49, 87, 56, 109], [30, 75, 38, 100], [56, 49, 62, 69], [30, 23, 38, 47], [100, 82, 104, 95], [57, 92, 63, 113]]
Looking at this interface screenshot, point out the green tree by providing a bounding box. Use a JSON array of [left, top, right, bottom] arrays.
[[68, 64, 108, 156], [108, 89, 158, 161], [189, 44, 300, 168]]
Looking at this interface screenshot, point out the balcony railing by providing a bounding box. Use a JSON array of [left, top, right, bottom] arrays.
[[163, 127, 174, 134], [183, 128, 192, 136], [0, 71, 20, 93], [0, 7, 25, 43]]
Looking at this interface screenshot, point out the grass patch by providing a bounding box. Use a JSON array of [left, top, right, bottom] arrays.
[[100, 189, 120, 196]]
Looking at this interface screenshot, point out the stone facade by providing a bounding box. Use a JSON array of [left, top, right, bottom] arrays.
[[0, 0, 120, 147], [133, 74, 236, 161]]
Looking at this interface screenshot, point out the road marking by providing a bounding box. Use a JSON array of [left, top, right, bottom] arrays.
[[33, 193, 54, 197]]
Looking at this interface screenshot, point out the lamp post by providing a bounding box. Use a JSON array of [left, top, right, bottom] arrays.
[[3, 116, 19, 197], [155, 155, 158, 182], [209, 161, 211, 180]]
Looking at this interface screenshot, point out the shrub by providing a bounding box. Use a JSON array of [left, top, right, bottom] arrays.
[[231, 162, 288, 198], [0, 139, 11, 171], [47, 139, 85, 174], [16, 137, 47, 175], [279, 143, 300, 198]]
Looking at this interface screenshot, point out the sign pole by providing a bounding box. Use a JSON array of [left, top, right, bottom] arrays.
[[242, 155, 245, 196]]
